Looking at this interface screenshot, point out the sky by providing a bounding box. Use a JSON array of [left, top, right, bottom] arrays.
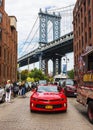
[[5, 0, 76, 73]]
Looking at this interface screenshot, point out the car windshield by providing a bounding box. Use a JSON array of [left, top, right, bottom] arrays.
[[39, 80, 47, 85], [66, 79, 74, 85], [37, 85, 58, 93], [55, 78, 66, 82]]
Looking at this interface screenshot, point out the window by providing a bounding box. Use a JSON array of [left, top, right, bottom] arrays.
[[84, 1, 86, 12], [0, 64, 1, 77], [0, 0, 2, 6], [85, 32, 87, 43], [76, 18, 77, 27], [0, 28, 2, 40], [82, 36, 84, 48], [81, 22, 83, 32], [76, 31, 78, 38], [78, 13, 80, 23], [84, 17, 87, 27], [79, 26, 80, 36], [74, 23, 75, 30], [89, 27, 92, 39], [0, 13, 2, 23], [0, 46, 1, 57], [81, 8, 83, 18], [88, 10, 91, 23], [79, 40, 81, 49], [88, 0, 90, 6]]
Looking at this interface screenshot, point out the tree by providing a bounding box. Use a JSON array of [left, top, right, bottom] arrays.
[[26, 77, 34, 82], [28, 68, 45, 81], [21, 70, 28, 81], [68, 69, 74, 79], [17, 68, 52, 82]]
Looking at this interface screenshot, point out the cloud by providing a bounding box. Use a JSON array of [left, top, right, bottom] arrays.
[[5, 0, 76, 71], [5, 0, 76, 43]]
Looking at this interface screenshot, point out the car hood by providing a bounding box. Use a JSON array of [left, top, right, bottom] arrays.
[[32, 92, 64, 100]]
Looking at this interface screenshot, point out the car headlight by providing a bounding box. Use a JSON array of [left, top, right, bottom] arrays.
[[64, 103, 67, 107], [31, 97, 38, 101]]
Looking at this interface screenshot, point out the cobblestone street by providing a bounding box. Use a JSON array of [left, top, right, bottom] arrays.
[[0, 92, 93, 130]]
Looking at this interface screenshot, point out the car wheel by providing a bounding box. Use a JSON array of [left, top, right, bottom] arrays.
[[1, 95, 5, 103], [30, 109, 34, 112], [88, 101, 93, 124], [64, 108, 67, 113]]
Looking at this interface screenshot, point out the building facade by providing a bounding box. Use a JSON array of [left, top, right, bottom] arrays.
[[0, 0, 17, 84], [73, 0, 93, 78]]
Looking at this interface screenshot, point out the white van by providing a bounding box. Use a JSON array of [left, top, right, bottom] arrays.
[[54, 74, 68, 83]]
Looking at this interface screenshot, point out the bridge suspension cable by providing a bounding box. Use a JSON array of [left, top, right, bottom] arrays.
[[48, 4, 75, 12], [20, 26, 39, 56], [19, 16, 39, 56]]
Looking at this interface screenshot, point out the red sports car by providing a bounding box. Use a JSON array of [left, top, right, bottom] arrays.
[[30, 84, 67, 112]]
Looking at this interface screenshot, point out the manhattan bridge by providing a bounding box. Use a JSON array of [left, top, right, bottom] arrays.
[[18, 4, 74, 76]]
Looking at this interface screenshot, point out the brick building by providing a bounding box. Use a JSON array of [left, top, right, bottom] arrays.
[[0, 0, 17, 84], [73, 0, 93, 78]]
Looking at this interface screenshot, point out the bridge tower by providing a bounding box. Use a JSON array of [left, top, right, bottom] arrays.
[[38, 9, 61, 75], [39, 8, 61, 45]]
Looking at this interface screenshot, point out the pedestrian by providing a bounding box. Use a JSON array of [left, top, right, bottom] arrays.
[[18, 82, 22, 96], [5, 80, 13, 102], [13, 82, 19, 97], [21, 81, 26, 97]]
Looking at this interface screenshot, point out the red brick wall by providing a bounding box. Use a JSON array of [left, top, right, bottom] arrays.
[[73, 0, 93, 76], [0, 1, 17, 85]]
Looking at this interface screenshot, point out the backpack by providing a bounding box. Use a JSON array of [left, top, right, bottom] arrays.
[[5, 84, 11, 92], [6, 87, 10, 92]]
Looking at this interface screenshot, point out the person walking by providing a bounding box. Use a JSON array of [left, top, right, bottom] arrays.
[[13, 82, 19, 97], [18, 82, 22, 96], [5, 80, 13, 102], [21, 81, 26, 97]]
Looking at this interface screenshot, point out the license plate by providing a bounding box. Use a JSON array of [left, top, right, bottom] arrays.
[[45, 105, 53, 109], [74, 93, 77, 95]]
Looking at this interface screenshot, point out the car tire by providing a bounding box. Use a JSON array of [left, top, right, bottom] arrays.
[[30, 109, 34, 112], [88, 101, 93, 124], [64, 109, 67, 113], [1, 95, 5, 103]]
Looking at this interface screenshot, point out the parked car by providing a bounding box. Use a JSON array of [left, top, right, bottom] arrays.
[[0, 86, 5, 103], [59, 79, 66, 87], [62, 79, 78, 97], [30, 84, 67, 112], [38, 80, 47, 85]]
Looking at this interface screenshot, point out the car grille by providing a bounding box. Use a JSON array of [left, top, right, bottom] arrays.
[[38, 99, 61, 102], [36, 104, 62, 109]]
